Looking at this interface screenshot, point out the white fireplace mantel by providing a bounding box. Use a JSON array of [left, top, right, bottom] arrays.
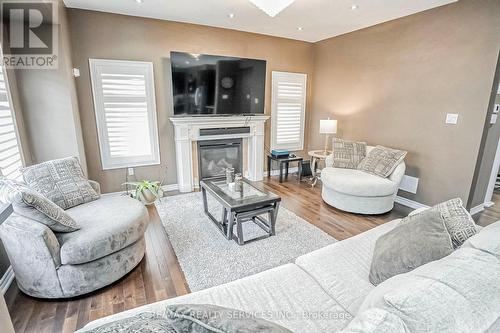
[[170, 115, 270, 192]]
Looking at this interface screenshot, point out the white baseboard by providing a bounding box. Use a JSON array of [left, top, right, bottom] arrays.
[[101, 191, 128, 198], [0, 266, 14, 295], [394, 196, 429, 210], [470, 204, 485, 216], [395, 196, 488, 215], [102, 184, 179, 197], [266, 167, 299, 177], [162, 184, 179, 192], [484, 201, 495, 208]]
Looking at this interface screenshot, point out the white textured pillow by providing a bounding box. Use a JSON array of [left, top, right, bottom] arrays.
[[0, 178, 79, 232], [357, 145, 407, 178], [21, 156, 99, 210], [331, 138, 367, 169]]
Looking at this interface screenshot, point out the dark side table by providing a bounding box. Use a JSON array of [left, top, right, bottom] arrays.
[[267, 155, 303, 183]]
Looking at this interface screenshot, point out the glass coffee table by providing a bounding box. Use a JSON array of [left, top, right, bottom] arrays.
[[200, 177, 281, 245]]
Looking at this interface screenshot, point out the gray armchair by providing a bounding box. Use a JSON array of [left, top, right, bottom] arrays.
[[0, 181, 149, 298]]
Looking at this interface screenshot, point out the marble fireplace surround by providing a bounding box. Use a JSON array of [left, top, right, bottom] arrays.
[[170, 116, 269, 192]]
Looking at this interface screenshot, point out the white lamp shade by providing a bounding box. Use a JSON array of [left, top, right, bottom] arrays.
[[320, 119, 337, 134]]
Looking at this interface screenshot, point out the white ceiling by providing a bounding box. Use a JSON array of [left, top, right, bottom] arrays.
[[63, 0, 456, 42]]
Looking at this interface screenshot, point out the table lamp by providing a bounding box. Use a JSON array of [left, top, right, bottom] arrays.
[[320, 118, 337, 154]]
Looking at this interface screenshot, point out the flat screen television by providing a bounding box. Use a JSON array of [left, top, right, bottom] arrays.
[[170, 52, 266, 116]]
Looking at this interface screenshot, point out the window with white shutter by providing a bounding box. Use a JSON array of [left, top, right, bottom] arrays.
[[89, 59, 160, 170], [271, 71, 307, 151], [0, 55, 24, 180]]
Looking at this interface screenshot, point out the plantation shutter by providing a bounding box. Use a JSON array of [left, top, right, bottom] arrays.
[[89, 59, 160, 170], [0, 62, 23, 180], [271, 71, 307, 151]]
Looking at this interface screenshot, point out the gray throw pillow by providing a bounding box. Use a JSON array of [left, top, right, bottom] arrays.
[[0, 178, 79, 232], [357, 145, 407, 178], [87, 312, 176, 332], [21, 156, 99, 210], [331, 138, 367, 169], [408, 198, 477, 248], [369, 209, 453, 285], [165, 304, 293, 333]]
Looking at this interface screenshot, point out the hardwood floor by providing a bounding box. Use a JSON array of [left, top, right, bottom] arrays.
[[472, 191, 500, 227], [5, 175, 494, 332]]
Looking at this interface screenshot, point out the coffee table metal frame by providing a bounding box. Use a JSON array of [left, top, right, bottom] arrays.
[[200, 177, 281, 245]]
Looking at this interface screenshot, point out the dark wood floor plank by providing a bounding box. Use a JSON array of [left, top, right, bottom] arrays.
[[61, 300, 80, 333], [6, 176, 496, 332]]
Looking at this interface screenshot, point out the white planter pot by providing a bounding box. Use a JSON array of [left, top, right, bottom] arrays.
[[139, 189, 155, 205]]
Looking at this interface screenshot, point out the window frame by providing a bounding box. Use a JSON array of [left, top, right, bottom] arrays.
[[89, 59, 161, 170], [0, 47, 25, 180], [270, 71, 307, 151]]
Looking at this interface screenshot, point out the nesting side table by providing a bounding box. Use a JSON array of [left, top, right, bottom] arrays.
[[267, 155, 303, 183]]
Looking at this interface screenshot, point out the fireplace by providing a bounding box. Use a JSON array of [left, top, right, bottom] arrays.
[[198, 139, 243, 179], [170, 116, 268, 192]]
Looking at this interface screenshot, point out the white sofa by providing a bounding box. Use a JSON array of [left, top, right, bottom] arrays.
[[78, 215, 500, 333], [322, 146, 406, 214]]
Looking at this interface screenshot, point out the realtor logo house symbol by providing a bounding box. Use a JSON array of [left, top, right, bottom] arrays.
[[1, 0, 58, 69]]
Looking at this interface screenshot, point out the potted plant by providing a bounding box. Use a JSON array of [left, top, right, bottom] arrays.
[[122, 180, 163, 205]]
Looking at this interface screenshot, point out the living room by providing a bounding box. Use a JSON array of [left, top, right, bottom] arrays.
[[0, 0, 499, 332]]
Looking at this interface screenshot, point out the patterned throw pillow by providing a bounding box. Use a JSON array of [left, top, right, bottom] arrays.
[[430, 198, 477, 248], [0, 178, 79, 232], [357, 145, 407, 178], [21, 157, 99, 210], [165, 304, 294, 333], [87, 313, 176, 333], [331, 138, 367, 169]]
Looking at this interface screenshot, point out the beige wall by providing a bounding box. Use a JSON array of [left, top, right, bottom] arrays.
[[309, 0, 500, 206], [67, 1, 500, 203], [67, 9, 314, 193], [10, 1, 86, 169]]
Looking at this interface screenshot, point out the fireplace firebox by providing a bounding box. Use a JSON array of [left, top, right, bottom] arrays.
[[198, 139, 243, 179]]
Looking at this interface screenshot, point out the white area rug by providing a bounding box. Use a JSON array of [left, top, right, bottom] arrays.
[[155, 192, 336, 291]]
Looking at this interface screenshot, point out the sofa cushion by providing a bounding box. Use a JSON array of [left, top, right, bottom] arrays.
[[21, 157, 100, 210], [57, 237, 146, 297], [369, 210, 453, 285], [340, 308, 407, 333], [331, 138, 367, 169], [462, 221, 500, 257], [357, 146, 407, 178], [165, 304, 293, 333], [78, 264, 352, 333], [0, 178, 79, 232], [357, 273, 414, 316], [56, 196, 148, 265], [361, 248, 500, 333], [295, 219, 400, 315], [321, 168, 397, 197]]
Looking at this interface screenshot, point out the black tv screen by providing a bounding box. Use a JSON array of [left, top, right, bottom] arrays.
[[170, 52, 266, 116]]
